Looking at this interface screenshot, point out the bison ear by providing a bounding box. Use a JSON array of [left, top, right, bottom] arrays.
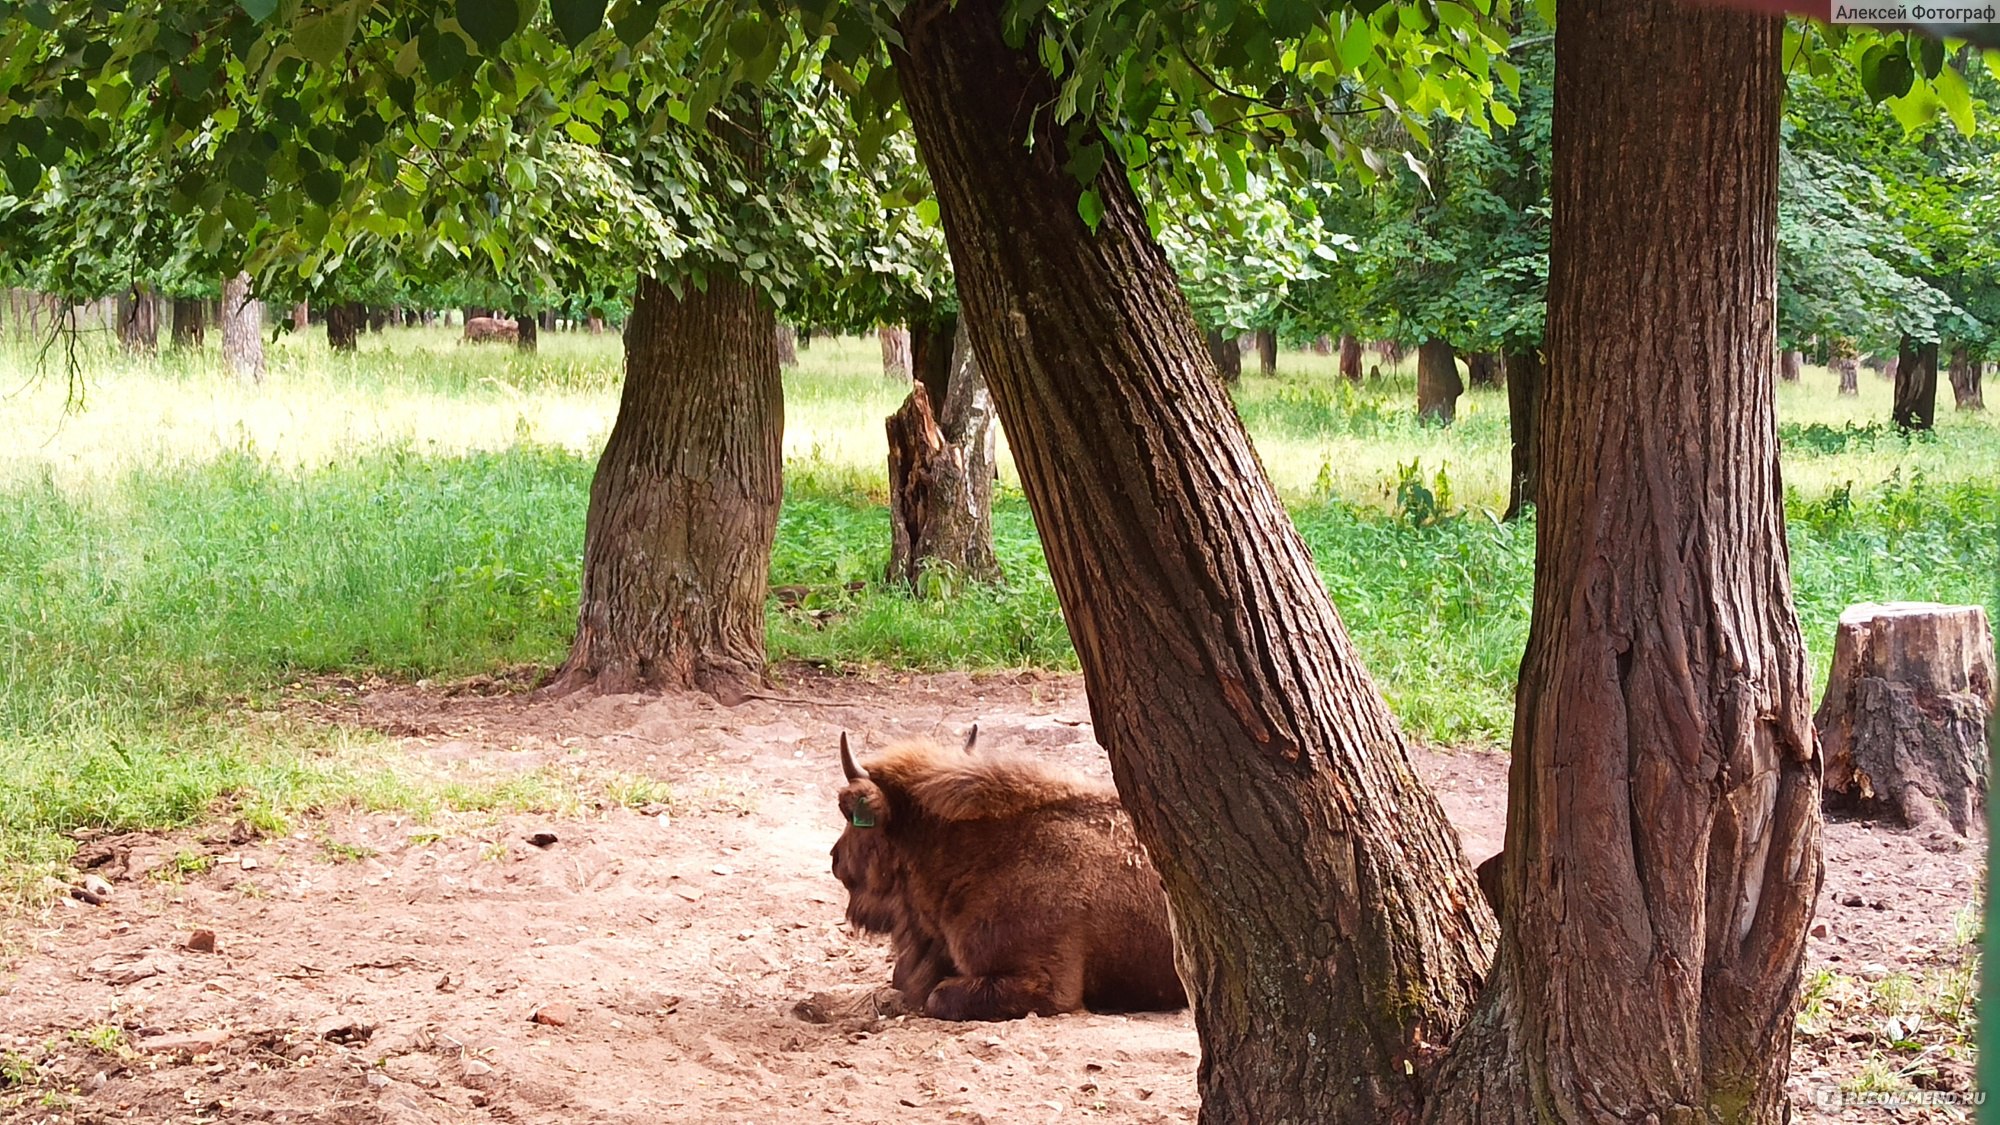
[[848, 793, 877, 828], [962, 724, 979, 755], [840, 732, 868, 782]]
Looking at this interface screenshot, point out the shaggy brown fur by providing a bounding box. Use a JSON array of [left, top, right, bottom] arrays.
[[828, 735, 1186, 1021]]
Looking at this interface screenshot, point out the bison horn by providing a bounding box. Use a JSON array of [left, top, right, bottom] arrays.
[[962, 724, 979, 755], [840, 732, 868, 782]]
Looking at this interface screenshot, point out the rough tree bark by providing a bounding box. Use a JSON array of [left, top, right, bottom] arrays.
[[543, 272, 782, 701], [775, 324, 798, 367], [1817, 602, 1994, 836], [325, 303, 363, 351], [896, 3, 1494, 1119], [1339, 333, 1364, 382], [885, 318, 1001, 587], [1416, 338, 1463, 424], [1466, 352, 1503, 388], [1947, 345, 1983, 410], [170, 297, 206, 349], [221, 272, 265, 385], [515, 311, 538, 352], [1429, 4, 1821, 1121], [1892, 334, 1939, 430], [880, 325, 912, 380], [1254, 328, 1277, 377], [116, 285, 159, 353], [1502, 347, 1541, 522], [1780, 348, 1802, 383], [1203, 328, 1242, 383]]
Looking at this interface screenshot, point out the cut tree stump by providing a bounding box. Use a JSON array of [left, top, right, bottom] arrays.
[[1815, 602, 1995, 836]]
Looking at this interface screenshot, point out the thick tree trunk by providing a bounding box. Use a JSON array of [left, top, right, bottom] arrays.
[[1466, 352, 1503, 388], [775, 324, 798, 367], [1429, 5, 1820, 1122], [885, 319, 1001, 587], [1817, 603, 1994, 836], [896, 5, 1493, 1120], [221, 272, 265, 385], [1339, 333, 1364, 382], [365, 307, 389, 333], [880, 325, 912, 380], [543, 272, 782, 701], [1254, 328, 1277, 377], [1416, 338, 1463, 424], [1892, 334, 1939, 431], [325, 303, 363, 351], [170, 297, 206, 348], [1203, 328, 1241, 383], [1831, 338, 1860, 396], [1502, 347, 1541, 522], [1780, 348, 1802, 383], [515, 311, 538, 352], [1947, 345, 1983, 410], [909, 314, 957, 407], [116, 285, 159, 353]]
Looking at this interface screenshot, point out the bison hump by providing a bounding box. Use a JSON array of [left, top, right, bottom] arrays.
[[864, 741, 1117, 822]]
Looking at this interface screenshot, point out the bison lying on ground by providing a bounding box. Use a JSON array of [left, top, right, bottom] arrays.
[[462, 315, 518, 343], [828, 729, 1186, 1021]]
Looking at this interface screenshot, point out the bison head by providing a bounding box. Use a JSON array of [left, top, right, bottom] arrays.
[[828, 728, 976, 934]]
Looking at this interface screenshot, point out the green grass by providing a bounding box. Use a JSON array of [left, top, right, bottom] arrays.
[[0, 326, 1995, 903]]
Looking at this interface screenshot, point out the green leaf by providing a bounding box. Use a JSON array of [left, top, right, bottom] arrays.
[[1065, 140, 1105, 186], [1337, 16, 1373, 70], [1932, 63, 1976, 135], [551, 0, 609, 47], [457, 0, 521, 56], [196, 211, 225, 253], [727, 16, 768, 61], [292, 13, 354, 67], [1077, 188, 1103, 231], [1266, 0, 1314, 38], [2, 152, 40, 196], [915, 197, 939, 225], [303, 168, 344, 206], [1859, 45, 1915, 103], [420, 29, 468, 82], [238, 0, 279, 22], [1916, 34, 1945, 80]]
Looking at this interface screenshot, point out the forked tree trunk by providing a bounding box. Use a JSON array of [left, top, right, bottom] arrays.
[[896, 4, 1493, 1120], [1203, 327, 1242, 383], [909, 315, 957, 406], [170, 297, 206, 348], [117, 285, 159, 353], [776, 324, 798, 367], [1429, 4, 1820, 1121], [325, 303, 363, 351], [1339, 333, 1364, 382], [1947, 346, 1983, 410], [1254, 328, 1277, 377], [880, 325, 912, 380], [1816, 602, 1994, 836], [1831, 338, 1860, 395], [1502, 347, 1541, 521], [221, 272, 265, 385], [885, 319, 1001, 587], [1892, 335, 1938, 430], [543, 272, 782, 701], [1780, 348, 1802, 383], [1466, 352, 1502, 388], [1416, 338, 1463, 424], [515, 311, 538, 352]]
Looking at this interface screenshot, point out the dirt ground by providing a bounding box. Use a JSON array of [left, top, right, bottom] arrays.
[[0, 671, 1982, 1123]]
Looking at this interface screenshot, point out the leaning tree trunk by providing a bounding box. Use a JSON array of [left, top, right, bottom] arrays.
[[170, 297, 206, 348], [1254, 328, 1277, 377], [1780, 348, 1802, 383], [895, 4, 1493, 1120], [116, 285, 159, 353], [514, 311, 538, 352], [1338, 333, 1364, 382], [880, 325, 912, 380], [1817, 602, 1994, 837], [1416, 338, 1463, 424], [1429, 4, 1820, 1122], [1203, 327, 1242, 383], [220, 272, 265, 385], [885, 318, 1001, 587], [1502, 347, 1542, 522], [325, 302, 362, 351], [1947, 345, 1983, 410], [1892, 334, 1939, 431], [543, 272, 782, 702]]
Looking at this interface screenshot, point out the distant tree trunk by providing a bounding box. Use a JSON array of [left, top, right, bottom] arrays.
[[1415, 338, 1463, 424], [543, 272, 782, 702], [1338, 333, 1363, 382], [1466, 351, 1502, 388], [886, 318, 1001, 587], [896, 4, 1493, 1119], [587, 315, 606, 334], [1376, 339, 1409, 369], [1947, 345, 1983, 410], [325, 303, 363, 351], [221, 272, 265, 385], [1254, 328, 1277, 377], [1780, 348, 1803, 383], [365, 307, 389, 333], [798, 326, 813, 349], [290, 301, 309, 331], [1502, 347, 1542, 521], [515, 311, 538, 352], [776, 324, 798, 367], [1430, 4, 1819, 1120], [880, 325, 912, 380], [1203, 327, 1241, 383], [1892, 334, 1939, 431], [1831, 338, 1860, 395], [909, 314, 958, 406], [117, 285, 159, 353], [1311, 334, 1333, 355], [170, 297, 206, 349]]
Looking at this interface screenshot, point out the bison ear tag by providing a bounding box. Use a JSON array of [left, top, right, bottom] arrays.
[[849, 796, 876, 828]]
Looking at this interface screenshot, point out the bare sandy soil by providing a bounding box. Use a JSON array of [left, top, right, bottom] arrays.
[[0, 671, 1981, 1123]]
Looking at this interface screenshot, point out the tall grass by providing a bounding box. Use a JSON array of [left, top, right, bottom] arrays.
[[0, 326, 1994, 896]]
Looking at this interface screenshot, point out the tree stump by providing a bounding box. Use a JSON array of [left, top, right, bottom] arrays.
[[884, 322, 1001, 588], [1816, 603, 1995, 836]]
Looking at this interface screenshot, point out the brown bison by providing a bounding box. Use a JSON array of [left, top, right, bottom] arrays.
[[462, 315, 519, 344], [828, 729, 1186, 1021]]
